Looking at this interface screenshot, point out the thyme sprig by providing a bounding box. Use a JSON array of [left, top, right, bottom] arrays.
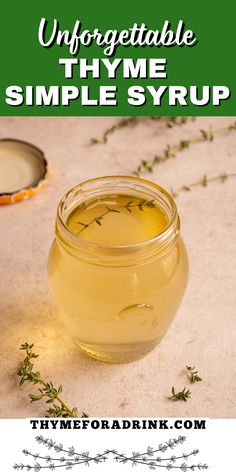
[[90, 116, 195, 145], [77, 199, 156, 234], [77, 173, 236, 236], [133, 121, 236, 176], [18, 343, 88, 418], [186, 366, 202, 383], [171, 172, 236, 198], [169, 387, 191, 402], [169, 364, 204, 402]]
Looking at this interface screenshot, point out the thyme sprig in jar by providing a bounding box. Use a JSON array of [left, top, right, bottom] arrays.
[[48, 176, 189, 363]]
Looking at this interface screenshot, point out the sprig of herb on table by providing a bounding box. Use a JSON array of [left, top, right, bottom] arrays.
[[90, 116, 138, 144], [186, 366, 202, 383], [169, 365, 203, 402], [169, 387, 192, 402], [171, 172, 236, 198], [90, 116, 195, 145], [77, 199, 156, 234], [133, 121, 236, 176], [18, 343, 88, 418]]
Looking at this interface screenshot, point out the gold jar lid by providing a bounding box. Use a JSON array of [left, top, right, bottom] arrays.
[[0, 138, 48, 204]]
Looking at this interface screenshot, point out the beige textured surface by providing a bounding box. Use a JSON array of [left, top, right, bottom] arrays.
[[0, 116, 236, 418]]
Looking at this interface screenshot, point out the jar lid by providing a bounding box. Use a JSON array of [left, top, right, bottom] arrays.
[[0, 138, 48, 204]]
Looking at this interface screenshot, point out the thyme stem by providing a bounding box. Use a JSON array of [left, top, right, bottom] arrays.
[[90, 116, 195, 145], [133, 121, 236, 176], [171, 172, 236, 198], [90, 116, 138, 144]]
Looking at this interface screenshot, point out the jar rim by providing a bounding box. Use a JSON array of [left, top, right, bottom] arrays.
[[55, 176, 179, 258]]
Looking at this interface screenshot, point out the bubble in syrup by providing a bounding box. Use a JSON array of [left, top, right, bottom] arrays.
[[117, 303, 158, 328]]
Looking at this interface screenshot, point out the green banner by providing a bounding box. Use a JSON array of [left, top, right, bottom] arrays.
[[0, 0, 235, 115]]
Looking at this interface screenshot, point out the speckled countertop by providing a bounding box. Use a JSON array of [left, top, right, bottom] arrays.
[[0, 116, 236, 418]]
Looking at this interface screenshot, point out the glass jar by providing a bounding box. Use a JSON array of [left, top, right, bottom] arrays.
[[48, 176, 189, 363]]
